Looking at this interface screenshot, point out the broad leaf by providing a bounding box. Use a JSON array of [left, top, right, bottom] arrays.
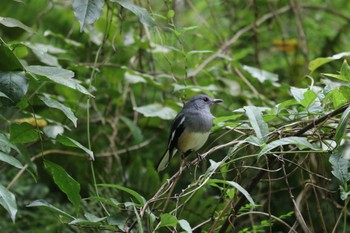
[[44, 160, 81, 212], [26, 65, 93, 97], [244, 106, 269, 143], [323, 60, 350, 83], [27, 200, 75, 221], [120, 116, 143, 143], [43, 125, 64, 139], [0, 39, 24, 71], [134, 104, 177, 120], [309, 52, 350, 72], [0, 184, 17, 222], [24, 42, 65, 67], [56, 135, 94, 160], [258, 137, 321, 157], [329, 86, 350, 109], [329, 150, 350, 185], [0, 71, 28, 105], [39, 95, 78, 127], [159, 213, 178, 228], [242, 65, 279, 86], [10, 123, 39, 143], [0, 17, 34, 33], [179, 219, 192, 233], [97, 184, 146, 205], [111, 0, 155, 27], [0, 133, 21, 154], [0, 151, 23, 169], [72, 0, 104, 32]]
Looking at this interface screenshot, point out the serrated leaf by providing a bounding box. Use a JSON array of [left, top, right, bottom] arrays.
[[258, 137, 321, 157], [27, 200, 75, 220], [0, 39, 24, 71], [97, 184, 146, 205], [244, 106, 269, 142], [44, 160, 81, 212], [0, 151, 23, 169], [334, 105, 350, 146], [39, 95, 77, 127], [26, 65, 93, 97], [0, 17, 34, 33], [0, 184, 17, 222], [10, 123, 38, 143], [120, 116, 143, 143], [72, 0, 104, 32], [207, 179, 255, 206], [309, 52, 350, 72], [134, 104, 177, 120], [0, 71, 28, 105], [111, 0, 155, 27], [56, 135, 94, 160], [159, 213, 178, 228], [329, 150, 350, 185], [179, 219, 192, 233]]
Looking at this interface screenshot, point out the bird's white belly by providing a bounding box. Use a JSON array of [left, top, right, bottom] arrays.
[[178, 130, 210, 152]]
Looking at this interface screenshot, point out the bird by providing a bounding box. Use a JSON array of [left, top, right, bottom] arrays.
[[157, 94, 223, 172]]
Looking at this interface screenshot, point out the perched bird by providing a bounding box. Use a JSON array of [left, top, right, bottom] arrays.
[[157, 94, 223, 172]]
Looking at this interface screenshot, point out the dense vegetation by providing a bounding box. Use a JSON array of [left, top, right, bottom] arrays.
[[1, 0, 350, 232]]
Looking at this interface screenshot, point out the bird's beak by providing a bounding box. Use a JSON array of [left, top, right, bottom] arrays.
[[213, 98, 223, 104]]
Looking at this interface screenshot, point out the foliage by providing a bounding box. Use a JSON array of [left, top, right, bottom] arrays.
[[1, 0, 350, 232]]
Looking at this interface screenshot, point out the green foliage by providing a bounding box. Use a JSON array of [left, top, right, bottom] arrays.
[[1, 0, 350, 232]]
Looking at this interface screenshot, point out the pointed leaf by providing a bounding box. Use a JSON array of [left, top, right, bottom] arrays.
[[97, 184, 146, 205], [179, 219, 192, 233], [44, 160, 81, 212], [27, 200, 75, 220], [0, 17, 34, 33], [244, 106, 269, 142], [120, 116, 143, 143], [134, 104, 177, 120], [330, 150, 350, 185], [0, 184, 17, 222], [56, 135, 94, 160], [242, 65, 279, 86], [10, 123, 39, 143], [258, 137, 321, 157], [72, 0, 104, 32], [334, 105, 350, 146], [0, 71, 28, 105], [0, 133, 21, 154], [309, 52, 350, 72], [111, 0, 155, 27], [0, 151, 23, 169], [39, 95, 78, 127], [0, 39, 24, 71], [26, 65, 93, 96]]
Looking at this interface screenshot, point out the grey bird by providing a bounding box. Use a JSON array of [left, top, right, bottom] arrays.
[[157, 94, 223, 172]]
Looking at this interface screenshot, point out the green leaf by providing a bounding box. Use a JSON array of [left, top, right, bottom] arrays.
[[111, 0, 155, 27], [159, 213, 178, 228], [72, 0, 105, 32], [0, 17, 34, 33], [0, 184, 17, 222], [334, 105, 350, 146], [207, 179, 255, 206], [44, 160, 81, 212], [323, 60, 350, 83], [97, 184, 146, 205], [300, 90, 317, 109], [10, 123, 38, 143], [124, 71, 146, 84], [0, 151, 23, 169], [340, 186, 350, 201], [0, 133, 21, 154], [120, 116, 143, 143], [309, 52, 350, 72], [56, 135, 94, 160], [27, 200, 75, 221], [329, 150, 350, 185], [179, 219, 192, 233], [134, 104, 177, 120], [242, 65, 279, 86], [258, 137, 321, 158], [244, 136, 265, 147], [0, 71, 28, 105], [39, 95, 78, 127], [244, 106, 269, 142], [25, 65, 93, 97], [0, 39, 24, 71], [23, 42, 65, 67], [43, 125, 64, 139], [329, 86, 350, 109]]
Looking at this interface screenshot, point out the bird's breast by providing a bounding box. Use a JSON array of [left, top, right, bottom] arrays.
[[177, 129, 210, 152]]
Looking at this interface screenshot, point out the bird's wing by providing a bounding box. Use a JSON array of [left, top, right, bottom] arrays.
[[157, 113, 186, 172]]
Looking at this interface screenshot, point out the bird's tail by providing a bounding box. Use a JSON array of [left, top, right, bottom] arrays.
[[157, 149, 177, 172]]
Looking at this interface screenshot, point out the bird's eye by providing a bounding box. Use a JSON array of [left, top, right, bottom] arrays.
[[203, 97, 209, 102]]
